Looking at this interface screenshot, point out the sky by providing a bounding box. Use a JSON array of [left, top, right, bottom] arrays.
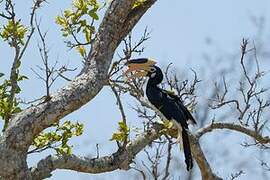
[[1, 0, 270, 179]]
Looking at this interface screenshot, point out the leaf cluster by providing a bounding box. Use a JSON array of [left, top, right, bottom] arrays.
[[0, 73, 28, 123], [110, 121, 129, 142], [0, 20, 28, 47], [133, 0, 146, 9], [55, 0, 100, 52], [33, 121, 84, 155]]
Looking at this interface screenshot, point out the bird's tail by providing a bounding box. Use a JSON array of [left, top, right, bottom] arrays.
[[181, 129, 193, 171]]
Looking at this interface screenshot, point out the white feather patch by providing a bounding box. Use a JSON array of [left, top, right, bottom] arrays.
[[172, 119, 183, 151], [150, 72, 156, 78]]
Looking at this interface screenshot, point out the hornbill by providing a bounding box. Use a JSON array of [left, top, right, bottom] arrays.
[[125, 58, 196, 171]]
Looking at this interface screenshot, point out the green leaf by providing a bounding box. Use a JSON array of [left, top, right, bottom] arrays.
[[85, 29, 91, 43], [110, 132, 124, 141], [133, 0, 146, 8], [17, 75, 28, 81], [55, 16, 65, 25], [89, 11, 99, 20], [64, 10, 73, 18], [12, 106, 22, 114], [15, 86, 21, 94], [110, 121, 129, 142], [76, 45, 86, 57], [15, 60, 21, 68]]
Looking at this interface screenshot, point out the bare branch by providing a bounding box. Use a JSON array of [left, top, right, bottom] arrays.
[[18, 0, 47, 61], [132, 167, 147, 180], [230, 170, 244, 180], [162, 137, 172, 180], [196, 122, 270, 145]]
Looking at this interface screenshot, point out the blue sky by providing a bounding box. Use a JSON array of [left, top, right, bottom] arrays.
[[1, 0, 270, 179]]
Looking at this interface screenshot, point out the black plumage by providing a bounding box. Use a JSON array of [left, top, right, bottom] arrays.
[[126, 59, 196, 171]]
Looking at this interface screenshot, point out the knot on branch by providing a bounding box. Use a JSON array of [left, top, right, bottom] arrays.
[[114, 147, 133, 170], [31, 155, 55, 179]]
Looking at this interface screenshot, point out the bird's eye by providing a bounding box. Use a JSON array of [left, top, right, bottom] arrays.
[[150, 67, 156, 72]]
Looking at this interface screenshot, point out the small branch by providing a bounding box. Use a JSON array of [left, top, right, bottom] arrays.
[[108, 27, 150, 80], [0, 0, 14, 20], [96, 144, 100, 159], [230, 170, 244, 180], [33, 18, 77, 100], [110, 83, 127, 124], [162, 137, 172, 180], [35, 18, 50, 98], [132, 167, 147, 180], [240, 39, 252, 85], [110, 82, 128, 146], [18, 0, 46, 61]]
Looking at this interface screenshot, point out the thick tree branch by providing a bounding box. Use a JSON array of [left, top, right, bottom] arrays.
[[189, 135, 223, 180], [30, 123, 163, 180]]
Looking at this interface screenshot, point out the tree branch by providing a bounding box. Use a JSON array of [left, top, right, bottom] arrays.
[[195, 122, 270, 145], [189, 134, 223, 180], [30, 123, 163, 180]]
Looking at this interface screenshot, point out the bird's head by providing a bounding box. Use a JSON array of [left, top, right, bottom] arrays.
[[124, 58, 162, 81]]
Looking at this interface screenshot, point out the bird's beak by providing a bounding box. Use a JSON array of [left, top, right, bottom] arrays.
[[124, 58, 156, 80]]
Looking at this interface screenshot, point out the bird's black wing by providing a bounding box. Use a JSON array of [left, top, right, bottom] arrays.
[[157, 89, 194, 171], [162, 90, 196, 125]]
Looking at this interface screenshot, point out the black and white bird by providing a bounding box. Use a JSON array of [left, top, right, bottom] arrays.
[[125, 58, 196, 171]]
